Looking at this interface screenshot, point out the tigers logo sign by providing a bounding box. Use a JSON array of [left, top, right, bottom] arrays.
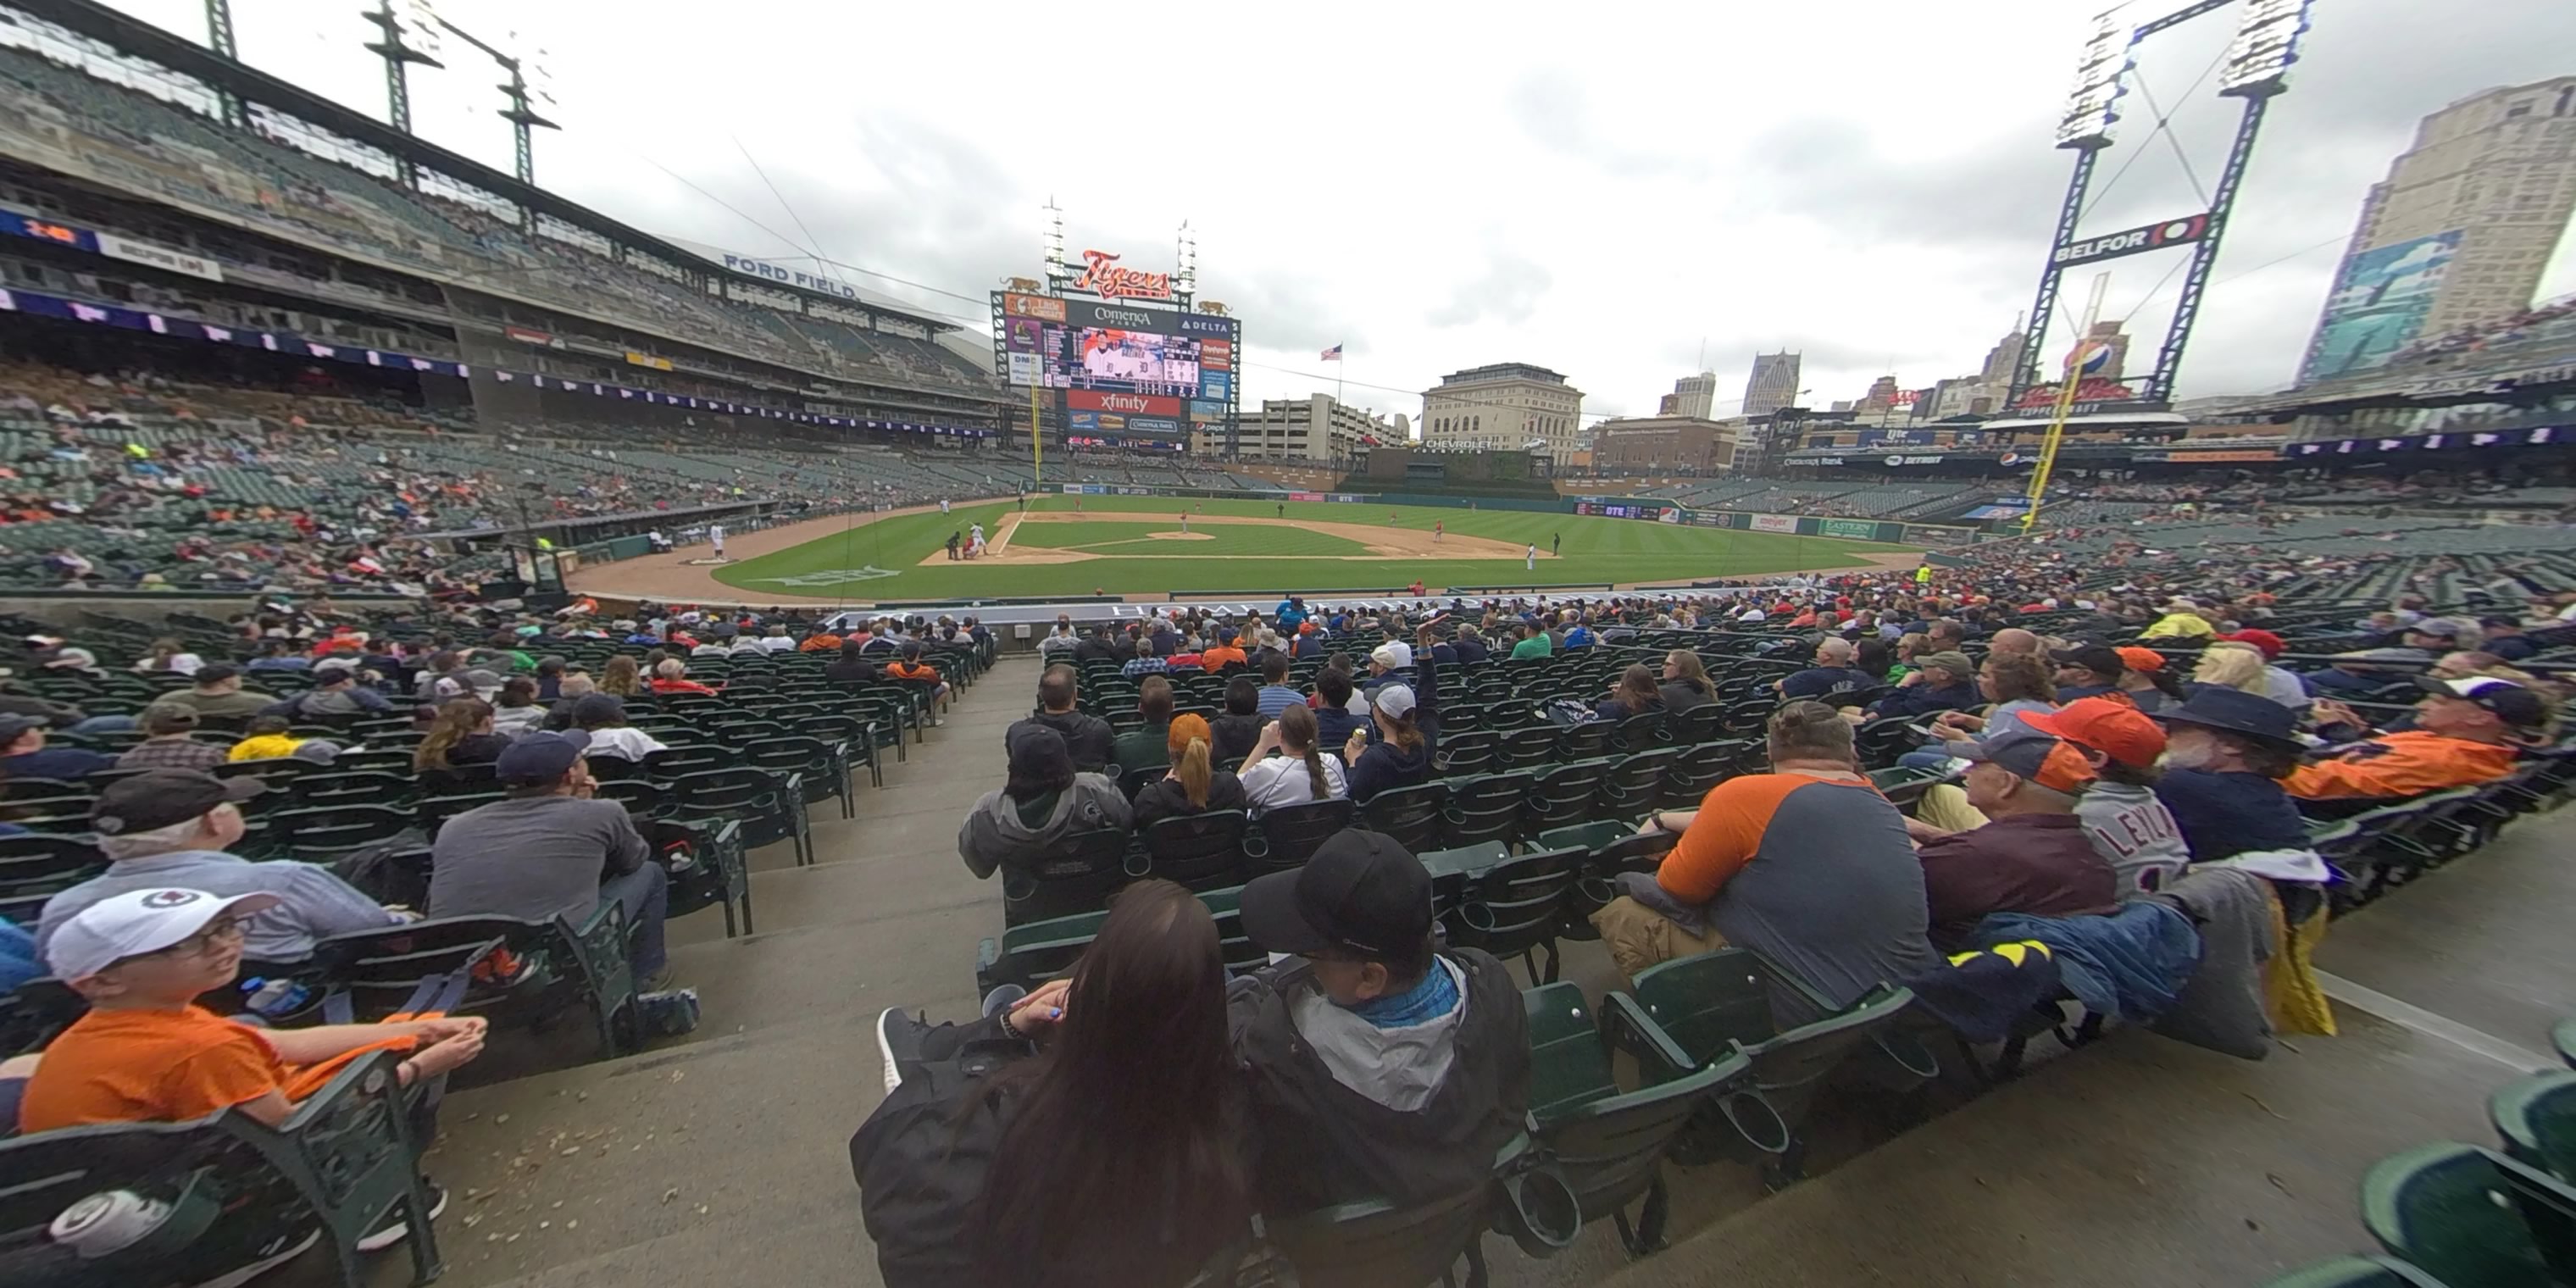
[[1069, 250, 1173, 301]]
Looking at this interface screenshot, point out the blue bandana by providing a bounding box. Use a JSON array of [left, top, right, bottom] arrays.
[[1347, 958, 1459, 1030]]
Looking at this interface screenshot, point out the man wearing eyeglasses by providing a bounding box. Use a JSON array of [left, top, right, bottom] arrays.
[[36, 770, 409, 976]]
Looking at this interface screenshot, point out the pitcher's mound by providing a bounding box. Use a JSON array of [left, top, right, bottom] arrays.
[[1150, 530, 1217, 541]]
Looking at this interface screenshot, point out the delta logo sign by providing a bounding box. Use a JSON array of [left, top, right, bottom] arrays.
[[1069, 249, 1173, 301]]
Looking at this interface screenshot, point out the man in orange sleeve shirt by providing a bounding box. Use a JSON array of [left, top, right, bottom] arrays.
[[1197, 627, 1249, 672], [1589, 702, 1940, 1024], [14, 888, 487, 1273], [2290, 678, 2544, 801]]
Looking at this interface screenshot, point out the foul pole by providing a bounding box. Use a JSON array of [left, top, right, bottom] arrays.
[[1029, 383, 1044, 486], [2020, 272, 2110, 534]]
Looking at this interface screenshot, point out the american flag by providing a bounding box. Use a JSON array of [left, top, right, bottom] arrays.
[[1320, 344, 1343, 362]]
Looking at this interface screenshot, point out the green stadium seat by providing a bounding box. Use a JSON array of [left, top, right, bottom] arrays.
[[2360, 1143, 2567, 1288], [2491, 1071, 2576, 1181]]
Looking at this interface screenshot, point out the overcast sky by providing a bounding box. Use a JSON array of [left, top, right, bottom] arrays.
[[93, 0, 2576, 425]]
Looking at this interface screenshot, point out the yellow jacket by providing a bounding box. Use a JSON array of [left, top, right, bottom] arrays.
[[228, 734, 306, 762]]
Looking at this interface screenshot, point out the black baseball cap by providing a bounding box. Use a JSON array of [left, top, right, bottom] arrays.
[[2050, 644, 2124, 678], [92, 769, 264, 836], [1241, 830, 1433, 958], [2416, 676, 2550, 730], [494, 730, 592, 784]]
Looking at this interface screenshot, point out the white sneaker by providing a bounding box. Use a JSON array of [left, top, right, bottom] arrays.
[[193, 1226, 321, 1288]]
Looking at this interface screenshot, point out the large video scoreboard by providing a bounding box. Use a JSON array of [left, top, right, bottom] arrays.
[[992, 290, 1241, 442]]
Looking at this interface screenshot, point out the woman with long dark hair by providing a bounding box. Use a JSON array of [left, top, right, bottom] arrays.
[[855, 880, 1252, 1288], [598, 654, 645, 697], [1659, 650, 1715, 712], [1237, 702, 1346, 815], [1133, 713, 1251, 829], [1596, 663, 1666, 721]]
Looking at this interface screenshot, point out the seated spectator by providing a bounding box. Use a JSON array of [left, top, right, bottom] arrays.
[[1197, 629, 1248, 672], [1596, 663, 1666, 722], [1121, 637, 1169, 679], [1237, 703, 1347, 815], [19, 887, 486, 1247], [756, 624, 797, 654], [569, 694, 669, 761], [2189, 641, 2271, 697], [1902, 652, 2060, 770], [649, 658, 720, 697], [1508, 622, 1552, 659], [1009, 664, 1116, 771], [1133, 714, 1251, 829], [533, 657, 569, 702], [115, 706, 228, 771], [1111, 675, 1175, 773], [2479, 618, 2536, 663], [245, 638, 310, 672], [2302, 619, 2468, 696], [416, 697, 509, 781], [958, 725, 1131, 882], [2110, 647, 2188, 713], [0, 713, 116, 780], [1777, 637, 1877, 700], [1292, 620, 1328, 659], [1900, 730, 2118, 946], [856, 881, 1252, 1287], [1591, 702, 1940, 1022], [2027, 698, 2190, 893], [2151, 687, 2311, 861], [0, 680, 131, 736], [491, 677, 548, 736], [144, 664, 275, 722], [543, 673, 596, 730], [37, 770, 406, 969], [433, 669, 505, 704], [2214, 629, 2310, 708], [2051, 645, 2126, 702], [1987, 627, 2042, 658], [884, 642, 951, 713], [824, 641, 880, 683], [1661, 650, 1716, 712], [136, 636, 206, 675], [799, 628, 845, 655], [1341, 684, 1429, 804], [1253, 652, 1303, 719], [2286, 678, 2548, 800], [1865, 651, 1978, 719], [1205, 675, 1261, 764], [1071, 626, 1120, 666], [1231, 830, 1529, 1213], [430, 732, 683, 995], [598, 655, 647, 697], [2139, 598, 2216, 640], [266, 667, 395, 720], [1309, 668, 1363, 749], [226, 715, 317, 763]]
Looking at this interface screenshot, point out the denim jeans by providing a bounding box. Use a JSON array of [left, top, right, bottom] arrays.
[[65, 714, 136, 735], [601, 863, 669, 978]]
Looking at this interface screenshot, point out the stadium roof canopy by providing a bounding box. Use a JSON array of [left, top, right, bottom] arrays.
[[22, 0, 961, 334]]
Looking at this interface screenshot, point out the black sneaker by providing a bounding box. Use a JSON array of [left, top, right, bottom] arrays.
[[355, 1183, 447, 1252], [875, 1007, 930, 1094], [640, 988, 701, 1036], [193, 1226, 320, 1288]]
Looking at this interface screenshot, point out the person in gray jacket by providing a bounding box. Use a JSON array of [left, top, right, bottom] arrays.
[[958, 724, 1132, 881]]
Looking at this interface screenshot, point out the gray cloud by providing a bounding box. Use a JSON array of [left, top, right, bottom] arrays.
[[1426, 252, 1553, 329]]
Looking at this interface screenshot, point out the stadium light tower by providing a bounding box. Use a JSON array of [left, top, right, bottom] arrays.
[[358, 0, 444, 187], [202, 0, 244, 125], [2008, 0, 2315, 407], [428, 19, 560, 190]]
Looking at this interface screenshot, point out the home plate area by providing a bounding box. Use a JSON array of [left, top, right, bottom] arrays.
[[911, 511, 1524, 567]]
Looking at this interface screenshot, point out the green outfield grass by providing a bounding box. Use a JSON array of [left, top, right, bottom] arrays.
[[708, 495, 1912, 600]]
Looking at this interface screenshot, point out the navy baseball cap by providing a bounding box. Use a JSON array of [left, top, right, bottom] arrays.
[[495, 730, 592, 784]]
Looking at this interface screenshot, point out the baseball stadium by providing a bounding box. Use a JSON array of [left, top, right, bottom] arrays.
[[3, 5, 2576, 1288]]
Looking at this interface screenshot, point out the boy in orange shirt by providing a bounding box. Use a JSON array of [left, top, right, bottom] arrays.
[[17, 887, 486, 1269]]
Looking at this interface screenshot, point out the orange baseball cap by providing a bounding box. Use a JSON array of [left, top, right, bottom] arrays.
[[2023, 697, 2166, 769], [1298, 622, 1316, 635], [2114, 647, 2167, 674]]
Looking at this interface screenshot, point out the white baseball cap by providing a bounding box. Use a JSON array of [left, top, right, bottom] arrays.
[[46, 887, 281, 982], [1372, 683, 1418, 719], [1369, 641, 1413, 670]]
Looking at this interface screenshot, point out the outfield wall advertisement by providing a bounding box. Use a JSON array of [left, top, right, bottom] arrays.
[[1572, 497, 1977, 545]]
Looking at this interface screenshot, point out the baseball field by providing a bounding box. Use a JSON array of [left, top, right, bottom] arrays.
[[664, 495, 1913, 602]]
